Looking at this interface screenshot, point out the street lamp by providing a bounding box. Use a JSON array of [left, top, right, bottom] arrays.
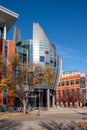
[[37, 85, 40, 116], [37, 72, 43, 116]]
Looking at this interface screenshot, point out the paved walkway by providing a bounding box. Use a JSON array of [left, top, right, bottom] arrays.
[[29, 107, 87, 116], [0, 107, 87, 117], [0, 107, 87, 130]]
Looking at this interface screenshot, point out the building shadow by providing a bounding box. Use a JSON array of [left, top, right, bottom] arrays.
[[82, 118, 87, 120], [39, 121, 76, 130], [0, 119, 22, 130], [29, 120, 87, 130]]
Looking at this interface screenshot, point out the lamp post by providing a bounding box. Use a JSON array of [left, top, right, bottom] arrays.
[[37, 84, 40, 116], [37, 72, 43, 116]]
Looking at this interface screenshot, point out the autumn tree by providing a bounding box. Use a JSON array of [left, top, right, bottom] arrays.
[[7, 54, 54, 114], [61, 89, 68, 105], [56, 90, 63, 105], [44, 66, 55, 87], [76, 88, 82, 104], [26, 65, 54, 113], [59, 88, 82, 107], [0, 54, 7, 88], [0, 54, 8, 107], [7, 54, 30, 114]]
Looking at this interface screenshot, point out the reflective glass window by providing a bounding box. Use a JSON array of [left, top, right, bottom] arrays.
[[54, 61, 56, 67], [45, 51, 49, 54], [40, 56, 44, 62]]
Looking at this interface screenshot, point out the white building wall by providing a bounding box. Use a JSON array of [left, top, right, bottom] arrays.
[[33, 23, 40, 63]]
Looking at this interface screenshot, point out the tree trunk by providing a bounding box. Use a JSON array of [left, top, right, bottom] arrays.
[[23, 97, 27, 114]]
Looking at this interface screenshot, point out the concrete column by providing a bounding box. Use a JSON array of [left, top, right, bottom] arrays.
[[47, 89, 50, 109], [52, 95, 55, 108], [4, 24, 6, 40], [0, 30, 1, 38]]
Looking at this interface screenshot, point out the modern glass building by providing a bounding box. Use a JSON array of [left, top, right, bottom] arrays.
[[32, 23, 62, 108], [16, 40, 32, 65], [16, 23, 62, 108], [33, 23, 61, 86], [16, 44, 28, 64]]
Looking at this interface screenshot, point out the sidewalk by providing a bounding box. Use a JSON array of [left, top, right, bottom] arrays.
[[30, 107, 87, 116], [0, 107, 86, 118]]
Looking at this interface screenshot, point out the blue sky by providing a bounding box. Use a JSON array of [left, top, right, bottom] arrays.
[[0, 0, 87, 73]]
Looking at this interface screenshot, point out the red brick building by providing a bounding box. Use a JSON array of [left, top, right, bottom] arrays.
[[56, 71, 87, 107], [0, 6, 18, 108], [0, 38, 16, 106]]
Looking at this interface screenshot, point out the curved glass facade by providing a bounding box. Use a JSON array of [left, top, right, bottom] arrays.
[[33, 23, 62, 89], [16, 23, 62, 89]]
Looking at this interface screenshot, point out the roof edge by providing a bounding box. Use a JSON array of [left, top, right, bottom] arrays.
[[0, 6, 19, 18]]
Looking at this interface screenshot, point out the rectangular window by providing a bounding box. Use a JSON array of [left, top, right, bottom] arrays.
[[45, 51, 49, 54], [40, 56, 44, 62], [80, 77, 85, 88], [82, 89, 86, 93], [66, 81, 69, 86], [61, 82, 64, 86], [54, 61, 56, 67], [76, 79, 79, 84], [70, 80, 74, 85], [5, 46, 8, 58], [50, 60, 53, 63]]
